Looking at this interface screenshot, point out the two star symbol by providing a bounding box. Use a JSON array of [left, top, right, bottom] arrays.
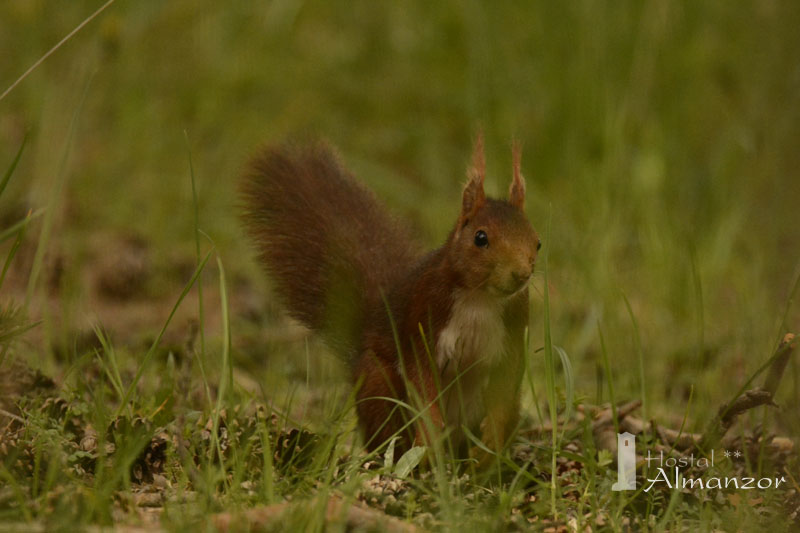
[[723, 449, 742, 458]]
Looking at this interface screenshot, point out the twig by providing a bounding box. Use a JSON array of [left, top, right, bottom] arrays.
[[591, 400, 642, 454], [698, 388, 777, 451], [763, 333, 797, 396], [0, 408, 25, 424], [620, 416, 700, 450], [696, 333, 796, 451], [591, 399, 641, 431]]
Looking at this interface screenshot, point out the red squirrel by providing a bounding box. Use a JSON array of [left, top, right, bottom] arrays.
[[240, 134, 540, 461]]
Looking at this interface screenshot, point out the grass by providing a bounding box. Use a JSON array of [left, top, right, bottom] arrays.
[[1, 1, 799, 531]]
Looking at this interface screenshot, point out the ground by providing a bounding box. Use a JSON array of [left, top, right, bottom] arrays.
[[1, 1, 800, 531]]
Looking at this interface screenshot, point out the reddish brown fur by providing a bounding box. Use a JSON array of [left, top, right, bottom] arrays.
[[509, 140, 525, 209], [240, 142, 417, 356], [240, 137, 540, 458]]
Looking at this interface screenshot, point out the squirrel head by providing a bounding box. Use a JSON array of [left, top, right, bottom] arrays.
[[448, 135, 541, 296]]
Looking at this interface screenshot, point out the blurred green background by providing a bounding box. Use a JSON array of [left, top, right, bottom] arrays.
[[1, 0, 799, 434]]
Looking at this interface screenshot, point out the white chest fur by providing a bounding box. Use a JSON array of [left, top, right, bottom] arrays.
[[435, 289, 508, 435], [436, 289, 507, 370]]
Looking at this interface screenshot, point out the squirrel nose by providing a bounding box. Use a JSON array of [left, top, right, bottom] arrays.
[[511, 267, 531, 286]]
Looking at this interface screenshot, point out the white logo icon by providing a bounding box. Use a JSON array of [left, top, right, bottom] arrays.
[[611, 432, 636, 491]]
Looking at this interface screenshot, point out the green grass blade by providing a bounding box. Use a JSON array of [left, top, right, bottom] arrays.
[[115, 249, 213, 417], [184, 130, 206, 360], [554, 345, 574, 438], [0, 464, 33, 522], [217, 256, 233, 395], [393, 446, 425, 479], [667, 384, 693, 457], [0, 319, 41, 345], [523, 326, 545, 427], [0, 0, 117, 102], [184, 133, 213, 407], [92, 325, 126, 405], [0, 228, 25, 292], [774, 259, 800, 348], [541, 210, 558, 517], [26, 75, 93, 310], [597, 323, 619, 434], [0, 134, 27, 199], [622, 292, 648, 423], [0, 209, 43, 294], [0, 208, 44, 245], [259, 417, 275, 503], [689, 244, 705, 364], [210, 255, 232, 491]]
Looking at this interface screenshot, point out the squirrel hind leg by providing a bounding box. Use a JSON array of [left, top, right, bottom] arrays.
[[354, 351, 413, 453]]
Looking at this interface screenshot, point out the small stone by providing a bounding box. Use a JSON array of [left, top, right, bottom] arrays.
[[134, 492, 162, 508]]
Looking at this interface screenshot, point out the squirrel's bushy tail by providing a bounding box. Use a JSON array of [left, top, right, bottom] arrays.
[[240, 141, 417, 359]]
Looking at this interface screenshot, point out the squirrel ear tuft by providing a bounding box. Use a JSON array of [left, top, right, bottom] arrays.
[[508, 140, 525, 210], [461, 132, 487, 221], [462, 173, 486, 220], [470, 130, 486, 184]]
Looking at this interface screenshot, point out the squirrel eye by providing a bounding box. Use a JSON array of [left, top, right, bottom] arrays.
[[537, 240, 542, 251], [474, 230, 489, 248]]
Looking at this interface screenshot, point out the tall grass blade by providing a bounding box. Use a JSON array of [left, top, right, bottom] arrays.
[[184, 131, 206, 359], [0, 134, 27, 198], [0, 209, 44, 246], [0, 322, 40, 346], [774, 259, 800, 348], [554, 345, 574, 438], [217, 256, 233, 394], [26, 75, 93, 310], [184, 132, 212, 406], [115, 249, 212, 417], [523, 326, 545, 427], [597, 324, 619, 434], [689, 244, 705, 362], [0, 0, 117, 102], [259, 416, 275, 504], [541, 212, 558, 517], [0, 226, 25, 293], [92, 325, 126, 406], [622, 292, 648, 423], [667, 384, 693, 457], [0, 464, 33, 522], [210, 256, 232, 490]]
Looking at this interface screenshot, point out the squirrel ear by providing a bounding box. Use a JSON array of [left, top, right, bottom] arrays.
[[461, 132, 487, 221], [508, 140, 525, 210]]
